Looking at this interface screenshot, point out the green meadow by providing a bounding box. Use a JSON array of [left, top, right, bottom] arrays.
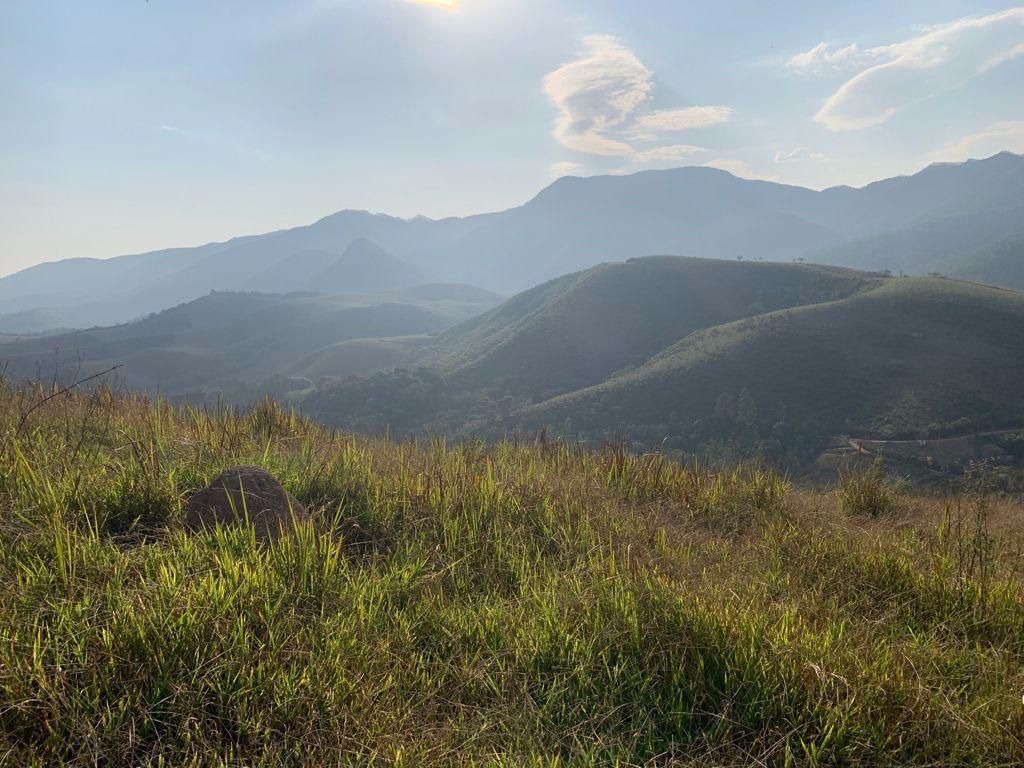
[[1, 382, 1022, 766]]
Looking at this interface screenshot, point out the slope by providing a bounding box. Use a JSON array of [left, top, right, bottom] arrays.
[[428, 256, 876, 398], [524, 277, 1024, 443], [0, 308, 70, 335], [305, 261, 1024, 458], [944, 236, 1024, 291], [0, 285, 500, 396]]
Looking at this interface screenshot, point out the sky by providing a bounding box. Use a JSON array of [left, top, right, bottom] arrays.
[[2, 1, 1023, 276]]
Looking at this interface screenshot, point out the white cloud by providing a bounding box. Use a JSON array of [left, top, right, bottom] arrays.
[[543, 35, 732, 161], [550, 161, 585, 178], [982, 41, 1024, 72], [812, 8, 1024, 131], [774, 147, 830, 163], [928, 120, 1024, 162], [627, 106, 733, 139], [156, 124, 270, 162], [543, 35, 653, 156], [631, 144, 708, 163], [786, 42, 889, 74]]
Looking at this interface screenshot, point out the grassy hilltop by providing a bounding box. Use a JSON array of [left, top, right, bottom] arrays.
[[526, 275, 1024, 441], [1, 382, 1024, 765]]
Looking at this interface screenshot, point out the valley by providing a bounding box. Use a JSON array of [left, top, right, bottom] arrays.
[[6, 3, 1024, 763], [4, 241, 1024, 482]]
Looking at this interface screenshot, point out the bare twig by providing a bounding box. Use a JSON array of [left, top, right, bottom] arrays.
[[0, 364, 122, 459]]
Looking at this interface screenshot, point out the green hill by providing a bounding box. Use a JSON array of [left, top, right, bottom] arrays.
[[2, 382, 1023, 765], [305, 258, 1024, 463], [0, 285, 500, 398], [525, 277, 1024, 446], [430, 256, 873, 398], [287, 335, 432, 382]]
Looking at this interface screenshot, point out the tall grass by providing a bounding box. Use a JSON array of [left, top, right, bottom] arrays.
[[0, 381, 1022, 766], [836, 455, 904, 518]]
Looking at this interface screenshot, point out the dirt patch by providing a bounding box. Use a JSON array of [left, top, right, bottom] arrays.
[[185, 466, 308, 541]]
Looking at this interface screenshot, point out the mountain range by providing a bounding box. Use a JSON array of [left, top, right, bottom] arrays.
[[2, 152, 1022, 331]]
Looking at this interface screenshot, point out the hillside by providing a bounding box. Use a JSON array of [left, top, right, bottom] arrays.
[[286, 336, 431, 382], [806, 205, 1024, 276], [0, 307, 69, 335], [429, 256, 874, 398], [2, 382, 1023, 765], [305, 258, 1024, 465], [0, 285, 500, 399], [525, 277, 1024, 446], [3, 152, 1022, 329]]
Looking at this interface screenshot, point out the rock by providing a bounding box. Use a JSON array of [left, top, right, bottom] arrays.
[[185, 466, 308, 541]]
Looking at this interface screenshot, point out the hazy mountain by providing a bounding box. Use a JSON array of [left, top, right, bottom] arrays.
[[304, 238, 423, 294], [0, 284, 501, 397], [942, 236, 1024, 291], [2, 152, 1022, 329], [806, 206, 1024, 275], [0, 214, 473, 329], [0, 308, 69, 335], [304, 257, 1024, 454]]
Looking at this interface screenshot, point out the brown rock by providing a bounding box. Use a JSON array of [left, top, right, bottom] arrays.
[[185, 466, 308, 541]]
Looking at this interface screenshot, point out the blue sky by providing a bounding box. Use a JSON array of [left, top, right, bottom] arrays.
[[2, 0, 1023, 275]]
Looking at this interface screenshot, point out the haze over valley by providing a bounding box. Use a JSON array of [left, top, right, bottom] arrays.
[[3, 151, 1024, 480]]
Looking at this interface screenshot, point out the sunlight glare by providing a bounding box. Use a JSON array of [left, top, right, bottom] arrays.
[[404, 0, 459, 9]]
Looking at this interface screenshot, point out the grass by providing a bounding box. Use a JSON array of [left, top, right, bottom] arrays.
[[1, 381, 1024, 766], [836, 456, 905, 518]]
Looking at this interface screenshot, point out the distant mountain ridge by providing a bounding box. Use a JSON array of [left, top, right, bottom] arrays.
[[3, 152, 1023, 330]]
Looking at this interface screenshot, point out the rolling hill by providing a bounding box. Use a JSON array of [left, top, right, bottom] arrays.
[[304, 257, 1024, 459], [524, 276, 1024, 442], [0, 284, 501, 399], [2, 152, 1022, 330], [429, 256, 874, 398]]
